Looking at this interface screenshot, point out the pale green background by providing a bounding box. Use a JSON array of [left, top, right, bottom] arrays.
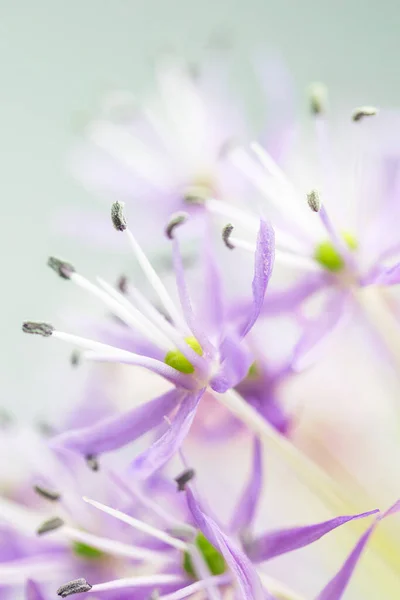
[[2, 0, 399, 418]]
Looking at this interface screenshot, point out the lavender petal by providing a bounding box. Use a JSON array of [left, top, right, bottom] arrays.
[[130, 389, 204, 479], [51, 388, 182, 455]]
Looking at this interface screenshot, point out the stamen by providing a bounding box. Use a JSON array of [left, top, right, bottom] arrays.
[[352, 106, 378, 122], [22, 321, 54, 337], [222, 224, 235, 249], [57, 578, 92, 597], [175, 468, 195, 491], [159, 574, 230, 600], [70, 351, 80, 367], [47, 257, 75, 280], [83, 496, 188, 551], [88, 574, 185, 593], [165, 212, 189, 239], [85, 454, 99, 471], [307, 189, 321, 213], [37, 516, 64, 535], [71, 273, 173, 351], [308, 82, 328, 115], [117, 275, 128, 294], [33, 484, 61, 502], [111, 200, 127, 231], [111, 201, 186, 329], [97, 278, 207, 372], [62, 525, 164, 562]]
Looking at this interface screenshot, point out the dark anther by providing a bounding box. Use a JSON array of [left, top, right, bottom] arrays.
[[165, 212, 188, 239], [117, 275, 128, 294], [33, 484, 61, 502], [70, 350, 80, 367], [57, 578, 92, 597], [307, 189, 321, 213], [37, 516, 64, 535], [175, 468, 195, 492], [222, 224, 235, 249], [48, 257, 75, 280], [85, 454, 99, 472], [309, 82, 327, 115], [111, 201, 127, 231], [352, 106, 378, 122], [22, 322, 54, 337]]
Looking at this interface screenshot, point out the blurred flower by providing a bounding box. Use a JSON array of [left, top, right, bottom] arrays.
[[62, 57, 255, 252], [212, 105, 400, 368]]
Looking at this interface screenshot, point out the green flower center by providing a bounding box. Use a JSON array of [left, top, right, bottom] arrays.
[[164, 337, 203, 374], [247, 362, 258, 378], [72, 541, 104, 560], [314, 232, 358, 272], [183, 532, 227, 579]]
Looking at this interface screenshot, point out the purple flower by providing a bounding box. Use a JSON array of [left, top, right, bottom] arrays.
[[13, 439, 393, 600], [205, 103, 400, 369], [23, 202, 275, 477]]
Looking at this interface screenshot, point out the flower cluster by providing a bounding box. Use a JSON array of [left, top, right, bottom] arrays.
[[5, 58, 400, 599]]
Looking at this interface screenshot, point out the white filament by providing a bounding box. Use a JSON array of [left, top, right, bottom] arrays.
[[125, 228, 187, 330], [83, 496, 188, 551]]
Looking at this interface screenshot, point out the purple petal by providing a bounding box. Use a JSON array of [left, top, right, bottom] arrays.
[[316, 498, 400, 600], [130, 389, 204, 479], [247, 509, 379, 563], [51, 388, 182, 455], [261, 273, 326, 314], [210, 332, 253, 393], [26, 580, 46, 600], [292, 289, 349, 371], [367, 261, 400, 286], [315, 524, 376, 600], [230, 438, 262, 534], [239, 220, 275, 339], [186, 489, 267, 600]]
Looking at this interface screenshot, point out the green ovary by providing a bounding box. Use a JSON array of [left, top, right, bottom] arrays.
[[183, 532, 227, 579], [165, 337, 203, 374], [73, 541, 104, 560], [314, 232, 358, 272]]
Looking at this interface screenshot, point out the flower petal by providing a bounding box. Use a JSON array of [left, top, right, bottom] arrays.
[[292, 289, 349, 371], [210, 332, 253, 393], [186, 489, 267, 600], [26, 580, 46, 600], [51, 388, 182, 455], [315, 524, 376, 600], [247, 509, 379, 563], [316, 499, 400, 600], [229, 438, 263, 534], [366, 261, 400, 286], [239, 219, 275, 339], [130, 389, 204, 479]]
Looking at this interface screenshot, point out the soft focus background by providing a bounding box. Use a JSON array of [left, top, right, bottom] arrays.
[[4, 0, 400, 419]]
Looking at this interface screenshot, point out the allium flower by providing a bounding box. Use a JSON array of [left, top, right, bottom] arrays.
[[2, 421, 396, 600], [210, 102, 400, 367], [64, 58, 253, 250], [22, 201, 275, 476]]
